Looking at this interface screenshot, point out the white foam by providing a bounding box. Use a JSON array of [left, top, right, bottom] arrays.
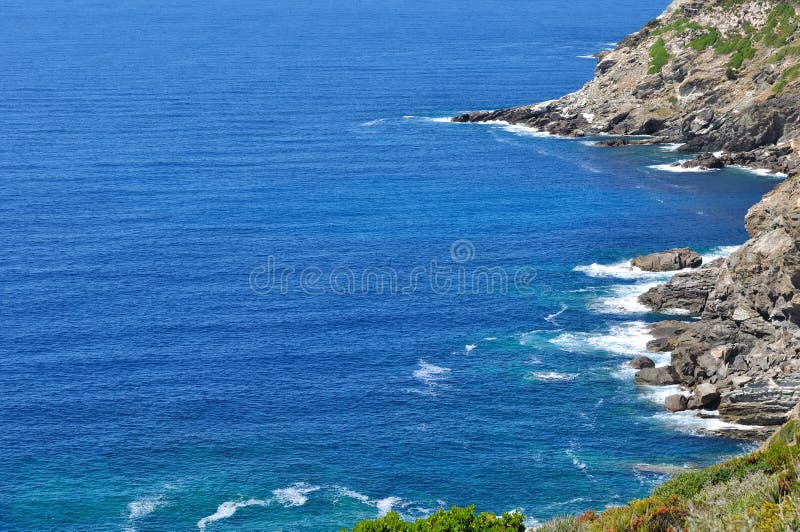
[[586, 321, 652, 356], [549, 331, 593, 352], [574, 261, 671, 281], [648, 161, 720, 173], [497, 122, 556, 138], [577, 54, 596, 59], [197, 499, 269, 530], [659, 143, 683, 152], [527, 371, 579, 382], [519, 329, 553, 346], [333, 486, 371, 504], [402, 115, 452, 123], [360, 118, 386, 127], [128, 496, 165, 520], [483, 337, 497, 341], [376, 496, 403, 516], [702, 245, 739, 262], [639, 384, 684, 406], [589, 282, 660, 314], [333, 487, 408, 518], [271, 482, 320, 507], [463, 119, 572, 139], [413, 360, 451, 384], [465, 344, 476, 352], [576, 245, 738, 282], [545, 304, 568, 323], [730, 165, 788, 178], [652, 410, 764, 435]]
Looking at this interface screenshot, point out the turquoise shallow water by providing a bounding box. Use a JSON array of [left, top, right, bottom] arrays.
[[0, 1, 781, 530]]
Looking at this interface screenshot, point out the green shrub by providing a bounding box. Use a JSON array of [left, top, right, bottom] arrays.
[[759, 2, 797, 48], [688, 29, 719, 50], [648, 38, 672, 74], [774, 64, 800, 93], [685, 471, 779, 530], [651, 17, 702, 37], [349, 506, 526, 532], [769, 45, 800, 63]]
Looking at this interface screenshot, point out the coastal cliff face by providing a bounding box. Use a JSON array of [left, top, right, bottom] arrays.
[[454, 0, 800, 437], [454, 0, 800, 174], [648, 174, 800, 436]]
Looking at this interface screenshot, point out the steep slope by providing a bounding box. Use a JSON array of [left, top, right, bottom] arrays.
[[454, 0, 800, 174]]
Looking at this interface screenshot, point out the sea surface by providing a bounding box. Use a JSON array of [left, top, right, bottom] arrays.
[[0, 1, 784, 530]]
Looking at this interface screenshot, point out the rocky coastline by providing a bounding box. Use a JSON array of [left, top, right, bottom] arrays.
[[452, 0, 800, 176], [452, 0, 800, 440]]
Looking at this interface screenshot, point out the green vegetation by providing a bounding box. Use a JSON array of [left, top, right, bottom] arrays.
[[717, 34, 756, 69], [349, 421, 800, 531], [347, 506, 525, 532], [648, 38, 672, 74], [769, 44, 800, 63], [759, 2, 797, 48], [688, 29, 720, 51], [774, 64, 800, 92], [650, 17, 702, 37]]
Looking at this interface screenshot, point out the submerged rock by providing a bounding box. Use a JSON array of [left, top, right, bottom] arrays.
[[631, 248, 702, 272]]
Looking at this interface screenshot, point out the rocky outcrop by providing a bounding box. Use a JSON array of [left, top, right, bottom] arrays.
[[452, 0, 800, 175], [630, 356, 656, 369], [631, 248, 702, 272], [633, 174, 800, 437], [638, 262, 722, 313], [647, 320, 690, 351], [635, 365, 681, 385], [452, 0, 800, 438]]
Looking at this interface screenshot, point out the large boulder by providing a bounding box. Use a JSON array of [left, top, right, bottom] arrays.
[[693, 383, 721, 409], [635, 365, 680, 385], [630, 356, 656, 369], [631, 248, 702, 272], [664, 394, 688, 412]]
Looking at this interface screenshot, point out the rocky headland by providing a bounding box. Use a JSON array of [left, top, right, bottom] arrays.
[[453, 0, 800, 175], [453, 0, 800, 440]]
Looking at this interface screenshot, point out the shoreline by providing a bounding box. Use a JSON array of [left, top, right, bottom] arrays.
[[444, 116, 791, 177]]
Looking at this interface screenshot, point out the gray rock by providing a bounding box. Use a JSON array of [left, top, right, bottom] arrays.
[[665, 394, 688, 412], [638, 265, 720, 313], [635, 366, 680, 385], [680, 153, 725, 170], [631, 248, 702, 272], [630, 356, 656, 369], [646, 320, 690, 351], [693, 383, 721, 408]]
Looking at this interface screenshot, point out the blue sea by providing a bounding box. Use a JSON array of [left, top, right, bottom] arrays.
[[0, 1, 782, 530]]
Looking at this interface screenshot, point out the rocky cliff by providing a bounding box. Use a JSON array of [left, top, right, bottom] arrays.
[[453, 0, 800, 174], [453, 0, 800, 438], [641, 174, 800, 438]]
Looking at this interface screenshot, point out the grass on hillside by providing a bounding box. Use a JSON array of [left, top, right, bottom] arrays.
[[347, 420, 800, 531]]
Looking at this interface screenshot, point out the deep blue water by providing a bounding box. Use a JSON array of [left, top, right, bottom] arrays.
[[0, 1, 782, 530]]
